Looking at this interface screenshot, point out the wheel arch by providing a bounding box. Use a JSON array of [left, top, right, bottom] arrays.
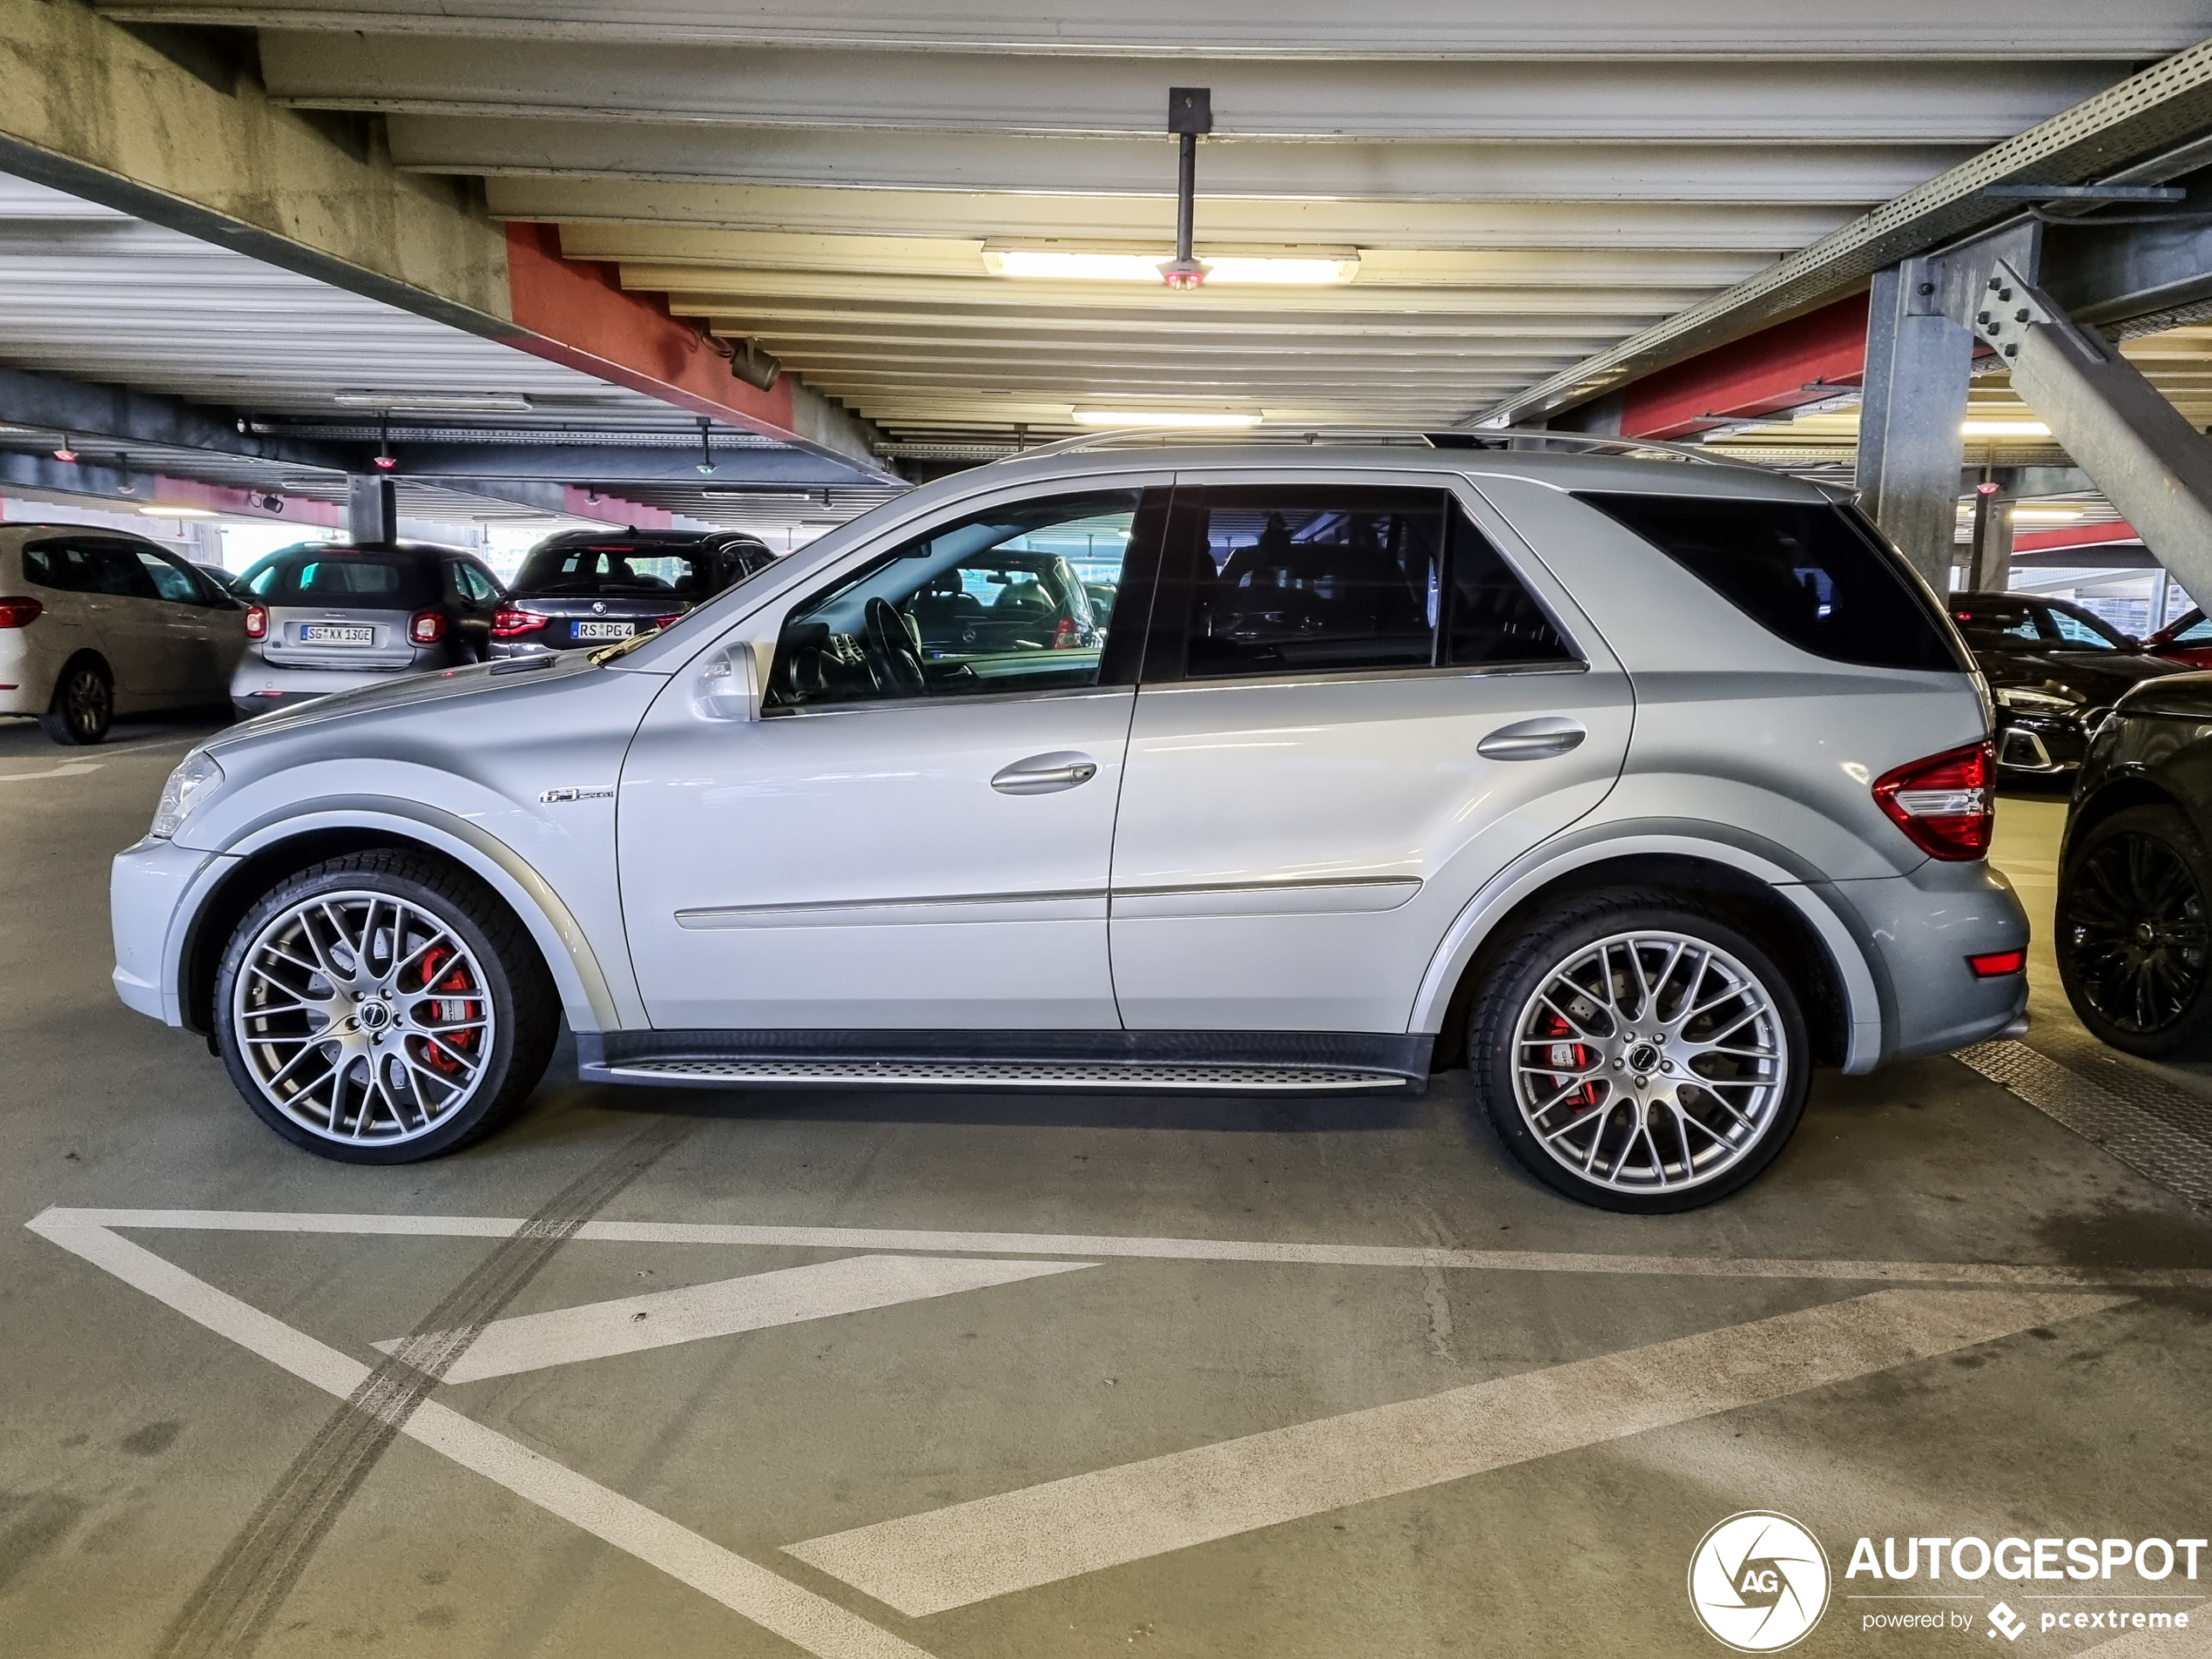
[[1415, 831, 1880, 1076], [177, 806, 622, 1038], [2063, 776, 2182, 859]]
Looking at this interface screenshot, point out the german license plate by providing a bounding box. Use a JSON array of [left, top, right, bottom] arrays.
[[573, 620, 635, 640], [300, 624, 375, 645]]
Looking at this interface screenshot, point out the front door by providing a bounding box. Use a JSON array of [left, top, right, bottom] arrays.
[[618, 482, 1164, 1031], [1108, 475, 1633, 1032]]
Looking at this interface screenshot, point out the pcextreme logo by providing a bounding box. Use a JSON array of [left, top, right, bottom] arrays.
[[1689, 1512, 1833, 1652]]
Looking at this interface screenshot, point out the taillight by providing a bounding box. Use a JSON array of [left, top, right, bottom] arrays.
[[653, 614, 681, 631], [1968, 949, 2026, 977], [1052, 615, 1077, 650], [0, 596, 43, 628], [243, 604, 266, 639], [409, 610, 447, 645], [1872, 741, 1993, 860], [491, 606, 548, 638]]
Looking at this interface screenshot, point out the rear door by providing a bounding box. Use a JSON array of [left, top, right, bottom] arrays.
[[1107, 473, 1633, 1032], [130, 544, 233, 698], [78, 539, 179, 698]]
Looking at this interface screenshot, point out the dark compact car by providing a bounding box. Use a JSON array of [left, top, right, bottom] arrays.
[[1947, 592, 2193, 777], [2143, 606, 2212, 669], [2056, 672, 2212, 1055], [230, 541, 506, 715], [489, 529, 776, 657]]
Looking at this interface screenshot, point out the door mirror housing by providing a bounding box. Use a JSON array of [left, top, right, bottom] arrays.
[[693, 643, 759, 721]]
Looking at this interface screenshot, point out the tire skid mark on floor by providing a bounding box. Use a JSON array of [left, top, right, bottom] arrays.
[[138, 1117, 695, 1659]]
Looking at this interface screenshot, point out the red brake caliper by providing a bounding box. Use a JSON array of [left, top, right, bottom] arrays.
[[1538, 1010, 1601, 1111], [412, 943, 481, 1075]]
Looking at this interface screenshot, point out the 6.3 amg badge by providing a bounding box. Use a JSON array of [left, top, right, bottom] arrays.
[[1689, 1512, 1832, 1651]]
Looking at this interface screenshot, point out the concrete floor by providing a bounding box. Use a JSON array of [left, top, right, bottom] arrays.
[[2, 714, 2209, 1659]]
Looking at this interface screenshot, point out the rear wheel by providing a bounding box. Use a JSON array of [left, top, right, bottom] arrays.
[[38, 658, 111, 745], [213, 852, 557, 1162], [2057, 806, 2212, 1056], [1468, 890, 1811, 1212]]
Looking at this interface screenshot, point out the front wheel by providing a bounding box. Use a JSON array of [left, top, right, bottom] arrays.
[[1468, 890, 1811, 1213], [213, 852, 557, 1163]]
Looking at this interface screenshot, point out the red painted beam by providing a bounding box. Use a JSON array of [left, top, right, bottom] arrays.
[[1622, 295, 1871, 441], [561, 484, 675, 529], [501, 223, 810, 447], [2013, 521, 2140, 553]]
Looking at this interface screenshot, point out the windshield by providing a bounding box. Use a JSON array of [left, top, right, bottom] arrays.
[[513, 542, 711, 597]]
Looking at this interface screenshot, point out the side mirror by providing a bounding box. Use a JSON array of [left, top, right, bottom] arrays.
[[693, 642, 758, 721]]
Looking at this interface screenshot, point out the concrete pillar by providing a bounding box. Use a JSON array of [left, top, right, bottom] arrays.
[[1858, 260, 1974, 590], [1966, 487, 2013, 591], [347, 474, 396, 544]]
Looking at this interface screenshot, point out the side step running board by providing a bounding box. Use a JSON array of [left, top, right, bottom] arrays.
[[576, 1029, 1431, 1096]]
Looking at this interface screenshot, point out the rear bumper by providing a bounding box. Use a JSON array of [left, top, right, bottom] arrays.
[[229, 660, 423, 712], [1827, 859, 2031, 1066]]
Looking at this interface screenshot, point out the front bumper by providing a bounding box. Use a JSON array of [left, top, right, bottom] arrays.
[[1828, 858, 2031, 1066], [111, 834, 226, 1026]]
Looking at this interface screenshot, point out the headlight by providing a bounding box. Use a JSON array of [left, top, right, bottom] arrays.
[[150, 750, 225, 840], [1994, 686, 2079, 715]]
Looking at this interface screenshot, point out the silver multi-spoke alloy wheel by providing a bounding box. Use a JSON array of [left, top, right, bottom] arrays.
[[231, 888, 496, 1146], [1511, 929, 1791, 1197]]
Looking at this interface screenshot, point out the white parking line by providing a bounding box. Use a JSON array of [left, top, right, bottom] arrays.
[[0, 760, 101, 783], [785, 1286, 2129, 1616], [25, 1211, 940, 1659], [374, 1255, 1093, 1384], [46, 1207, 2212, 1289]]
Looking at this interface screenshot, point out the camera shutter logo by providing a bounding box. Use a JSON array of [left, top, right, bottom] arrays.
[[1688, 1512, 1832, 1651]]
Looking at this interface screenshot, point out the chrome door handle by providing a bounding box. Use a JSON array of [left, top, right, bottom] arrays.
[[991, 751, 1100, 794], [1477, 718, 1588, 761]]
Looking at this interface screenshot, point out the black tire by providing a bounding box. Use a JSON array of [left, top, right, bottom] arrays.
[[38, 657, 111, 745], [1467, 888, 1812, 1214], [2056, 805, 2212, 1057], [212, 851, 558, 1163]]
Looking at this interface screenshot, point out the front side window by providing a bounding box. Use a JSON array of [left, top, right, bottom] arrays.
[[1579, 492, 1966, 673], [1167, 485, 1571, 679], [766, 490, 1140, 708], [2173, 612, 2212, 644], [134, 549, 206, 605]]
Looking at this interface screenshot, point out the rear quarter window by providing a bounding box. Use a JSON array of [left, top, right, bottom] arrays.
[[1574, 492, 1967, 673]]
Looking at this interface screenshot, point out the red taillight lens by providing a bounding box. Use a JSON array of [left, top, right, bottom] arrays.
[[0, 596, 44, 628], [409, 610, 447, 645], [243, 604, 266, 639], [1872, 741, 1994, 860], [653, 614, 681, 631], [490, 606, 547, 638], [1968, 948, 2026, 978]]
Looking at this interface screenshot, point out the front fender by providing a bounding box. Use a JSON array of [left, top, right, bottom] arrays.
[[1406, 819, 1886, 1074]]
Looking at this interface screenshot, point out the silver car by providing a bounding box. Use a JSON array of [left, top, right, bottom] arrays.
[[112, 439, 2028, 1211], [229, 541, 504, 716]]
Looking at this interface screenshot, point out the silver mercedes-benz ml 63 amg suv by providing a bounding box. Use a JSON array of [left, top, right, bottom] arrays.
[[110, 437, 2028, 1211]]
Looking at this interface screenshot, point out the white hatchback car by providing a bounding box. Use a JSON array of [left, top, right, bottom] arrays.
[[1, 524, 246, 743], [111, 438, 2030, 1211]]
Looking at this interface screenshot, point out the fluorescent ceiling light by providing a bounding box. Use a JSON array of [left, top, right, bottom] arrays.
[[2010, 507, 2089, 522], [985, 250, 1354, 285], [1072, 410, 1259, 428], [139, 504, 217, 518], [334, 390, 534, 413], [1960, 420, 2052, 436]]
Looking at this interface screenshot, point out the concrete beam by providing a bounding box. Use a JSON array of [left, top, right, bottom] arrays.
[[258, 33, 2113, 143], [387, 441, 875, 485], [1858, 260, 1973, 588], [89, 0, 2212, 57], [0, 0, 889, 473], [0, 365, 354, 471], [395, 118, 1966, 205]]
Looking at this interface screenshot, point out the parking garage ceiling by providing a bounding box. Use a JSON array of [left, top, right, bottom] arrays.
[[85, 0, 2212, 447]]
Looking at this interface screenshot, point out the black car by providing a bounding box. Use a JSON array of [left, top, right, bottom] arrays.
[[489, 529, 775, 657], [2055, 671, 2212, 1054], [1947, 591, 2193, 778]]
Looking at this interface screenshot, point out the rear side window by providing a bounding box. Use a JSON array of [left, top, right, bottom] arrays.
[[245, 554, 436, 606], [1576, 493, 1966, 673], [23, 539, 157, 598]]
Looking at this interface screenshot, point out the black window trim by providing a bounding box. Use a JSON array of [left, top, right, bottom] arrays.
[[1136, 478, 1584, 687]]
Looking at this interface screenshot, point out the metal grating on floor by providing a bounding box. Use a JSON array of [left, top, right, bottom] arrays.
[[1954, 1040, 2212, 1210], [606, 1058, 1404, 1091]]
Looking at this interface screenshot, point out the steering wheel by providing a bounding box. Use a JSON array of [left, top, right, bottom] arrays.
[[862, 597, 927, 696]]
